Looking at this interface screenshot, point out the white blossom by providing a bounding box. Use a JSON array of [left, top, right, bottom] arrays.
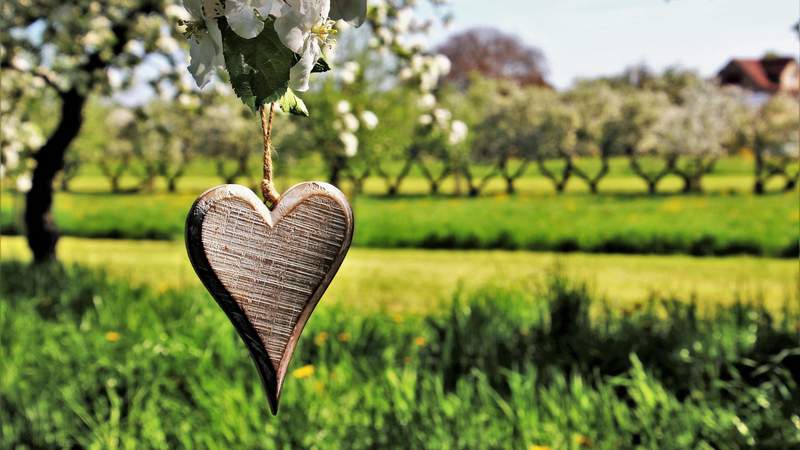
[[274, 0, 334, 92], [360, 110, 379, 130], [15, 174, 32, 193], [225, 0, 279, 39], [183, 0, 225, 88], [339, 131, 358, 157], [449, 120, 468, 145], [336, 99, 351, 114], [417, 93, 436, 110], [342, 112, 360, 132], [338, 61, 360, 84]]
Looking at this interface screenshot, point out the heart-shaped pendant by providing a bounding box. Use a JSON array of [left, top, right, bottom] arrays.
[[185, 182, 354, 414]]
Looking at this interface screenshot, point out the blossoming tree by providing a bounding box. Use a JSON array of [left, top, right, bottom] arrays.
[[1, 0, 369, 261], [2, 0, 192, 261], [652, 82, 742, 193], [736, 94, 800, 194]]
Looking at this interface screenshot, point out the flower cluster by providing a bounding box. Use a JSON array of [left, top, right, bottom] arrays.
[[417, 106, 468, 147], [333, 100, 379, 157], [179, 0, 366, 96], [0, 71, 45, 190], [360, 0, 463, 148]]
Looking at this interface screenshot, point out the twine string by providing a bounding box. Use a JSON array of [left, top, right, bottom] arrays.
[[260, 102, 280, 207]]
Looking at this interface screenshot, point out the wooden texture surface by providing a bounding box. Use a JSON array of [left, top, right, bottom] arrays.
[[185, 182, 353, 414]]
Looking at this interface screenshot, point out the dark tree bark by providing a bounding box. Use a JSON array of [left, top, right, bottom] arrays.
[[628, 152, 675, 195], [536, 153, 573, 194], [377, 154, 415, 197], [327, 155, 347, 187], [674, 157, 716, 194], [753, 144, 766, 195], [499, 158, 530, 195], [25, 89, 86, 262], [572, 156, 609, 195], [461, 160, 500, 197], [784, 176, 798, 192], [417, 159, 451, 196], [167, 177, 178, 193]]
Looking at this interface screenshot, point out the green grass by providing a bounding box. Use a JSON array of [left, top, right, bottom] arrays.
[[2, 187, 797, 257], [2, 237, 797, 312], [2, 262, 798, 448]]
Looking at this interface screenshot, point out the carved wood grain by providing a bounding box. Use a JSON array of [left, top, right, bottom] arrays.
[[185, 182, 354, 414]]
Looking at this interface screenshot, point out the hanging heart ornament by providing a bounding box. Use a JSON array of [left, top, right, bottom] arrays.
[[185, 182, 354, 414]]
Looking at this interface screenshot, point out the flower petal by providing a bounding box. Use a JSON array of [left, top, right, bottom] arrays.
[[188, 34, 219, 88], [274, 8, 308, 53], [289, 38, 321, 91], [225, 0, 265, 39], [183, 0, 203, 20]]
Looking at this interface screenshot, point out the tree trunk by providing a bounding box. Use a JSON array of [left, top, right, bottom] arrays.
[[588, 181, 599, 194], [328, 156, 345, 187], [60, 177, 70, 192], [167, 177, 177, 193], [681, 175, 702, 193], [784, 176, 797, 192], [753, 178, 765, 195], [429, 181, 439, 195], [25, 89, 87, 262], [505, 177, 515, 195], [110, 176, 121, 193], [753, 145, 765, 195], [647, 180, 658, 195]]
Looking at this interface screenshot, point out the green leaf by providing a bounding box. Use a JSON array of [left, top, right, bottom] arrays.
[[278, 88, 309, 117], [220, 18, 296, 112], [311, 58, 331, 73]]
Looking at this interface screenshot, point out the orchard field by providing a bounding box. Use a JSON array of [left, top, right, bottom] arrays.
[[2, 157, 798, 257], [3, 0, 799, 446]]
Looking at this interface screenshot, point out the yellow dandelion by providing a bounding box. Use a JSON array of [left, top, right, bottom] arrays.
[[573, 434, 592, 447], [414, 336, 426, 346], [291, 364, 315, 379], [337, 332, 350, 343], [529, 445, 551, 450], [105, 331, 121, 343], [314, 331, 329, 346], [392, 314, 404, 324], [661, 198, 682, 213]]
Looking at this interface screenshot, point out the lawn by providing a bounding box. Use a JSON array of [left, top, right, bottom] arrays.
[[2, 236, 797, 313], [2, 262, 798, 448], [2, 186, 796, 257]]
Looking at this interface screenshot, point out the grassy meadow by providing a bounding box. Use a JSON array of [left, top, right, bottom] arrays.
[[2, 262, 799, 448], [2, 155, 798, 448], [1, 236, 798, 313], [2, 159, 797, 257]]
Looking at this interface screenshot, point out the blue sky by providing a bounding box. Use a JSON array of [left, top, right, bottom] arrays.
[[429, 0, 799, 88]]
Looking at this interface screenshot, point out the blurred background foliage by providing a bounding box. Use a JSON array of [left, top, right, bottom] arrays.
[[1, 1, 798, 448]]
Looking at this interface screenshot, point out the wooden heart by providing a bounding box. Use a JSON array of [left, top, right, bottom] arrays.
[[185, 182, 354, 414]]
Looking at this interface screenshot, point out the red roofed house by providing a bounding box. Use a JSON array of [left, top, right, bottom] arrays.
[[717, 56, 799, 97]]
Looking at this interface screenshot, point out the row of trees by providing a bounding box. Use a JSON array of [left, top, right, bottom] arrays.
[[25, 71, 800, 197]]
